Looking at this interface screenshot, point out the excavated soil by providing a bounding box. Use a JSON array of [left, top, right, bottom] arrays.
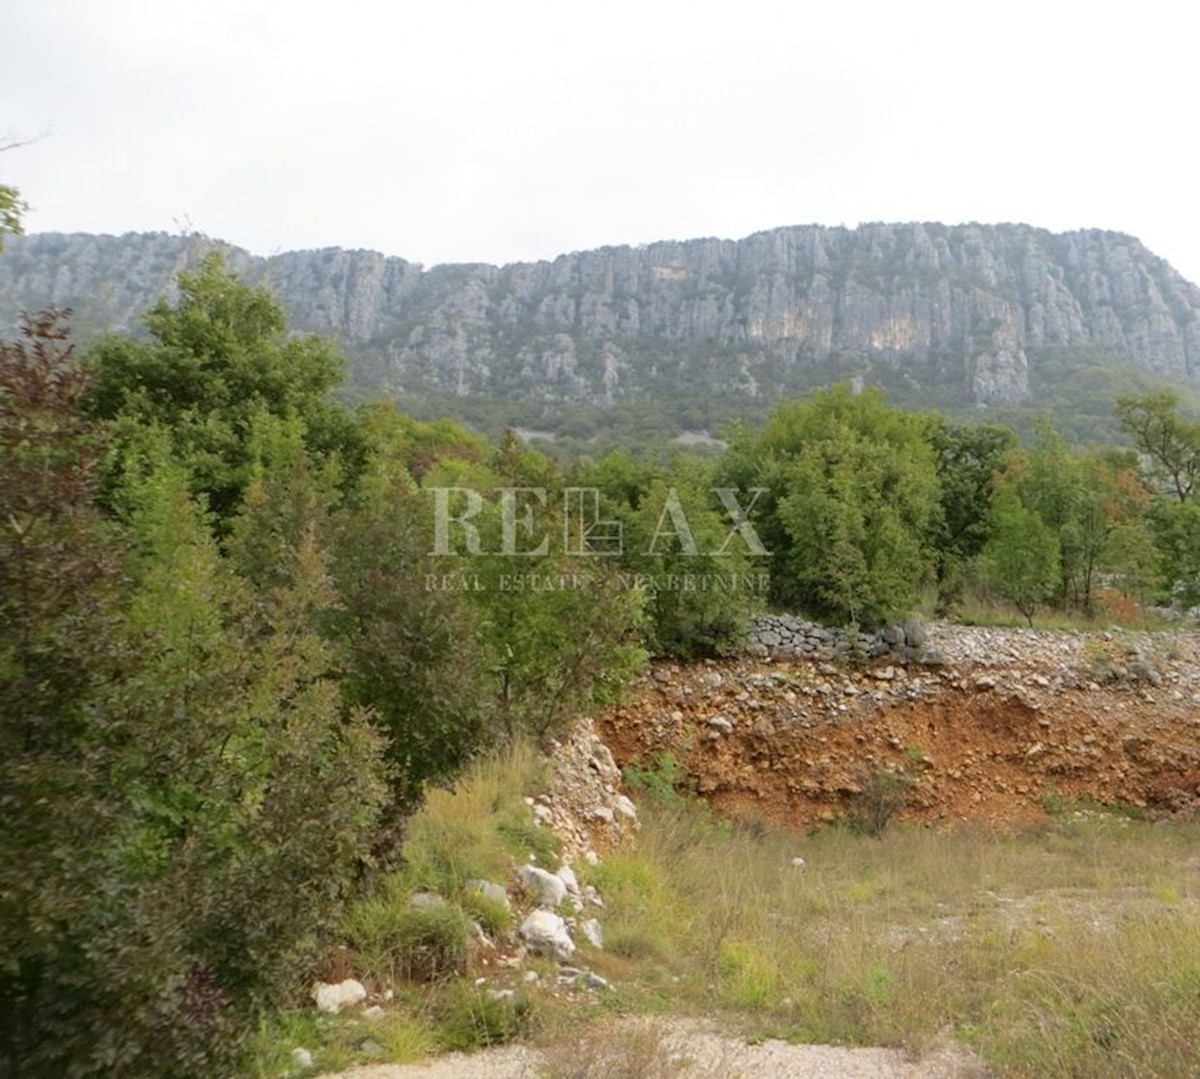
[[598, 625, 1200, 830]]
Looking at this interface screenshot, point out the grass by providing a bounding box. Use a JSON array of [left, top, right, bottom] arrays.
[[582, 799, 1200, 1077], [950, 586, 1179, 633], [256, 741, 1200, 1078]]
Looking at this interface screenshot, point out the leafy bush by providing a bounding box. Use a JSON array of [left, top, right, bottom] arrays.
[[0, 317, 387, 1077], [624, 753, 690, 807]]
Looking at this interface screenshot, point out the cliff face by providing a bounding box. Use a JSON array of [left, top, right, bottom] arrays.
[[3, 222, 1199, 411]]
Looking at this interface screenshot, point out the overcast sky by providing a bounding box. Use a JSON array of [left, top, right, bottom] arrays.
[[5, 0, 1198, 283]]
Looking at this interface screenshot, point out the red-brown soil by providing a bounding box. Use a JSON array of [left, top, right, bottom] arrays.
[[598, 629, 1200, 830]]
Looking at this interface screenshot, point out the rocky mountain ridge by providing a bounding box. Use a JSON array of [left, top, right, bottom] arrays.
[[2, 223, 1199, 420]]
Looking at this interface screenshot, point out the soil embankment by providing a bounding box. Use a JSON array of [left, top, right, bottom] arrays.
[[599, 624, 1200, 829]]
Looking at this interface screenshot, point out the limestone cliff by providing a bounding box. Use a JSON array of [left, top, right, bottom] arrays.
[[2, 223, 1198, 415]]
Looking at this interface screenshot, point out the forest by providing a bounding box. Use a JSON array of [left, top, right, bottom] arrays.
[[5, 249, 1200, 1075]]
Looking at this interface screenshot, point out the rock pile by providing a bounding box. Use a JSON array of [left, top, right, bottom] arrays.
[[528, 717, 641, 860]]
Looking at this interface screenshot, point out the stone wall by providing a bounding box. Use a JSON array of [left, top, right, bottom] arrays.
[[745, 614, 934, 664]]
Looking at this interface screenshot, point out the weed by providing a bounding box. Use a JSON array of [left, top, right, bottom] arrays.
[[539, 1018, 743, 1079], [436, 982, 531, 1050], [624, 752, 689, 806], [342, 884, 472, 984], [846, 764, 918, 836]]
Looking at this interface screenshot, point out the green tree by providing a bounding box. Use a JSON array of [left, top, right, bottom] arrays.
[[1147, 499, 1200, 607], [1014, 424, 1150, 613], [1115, 391, 1200, 503], [580, 452, 762, 657], [0, 315, 387, 1075], [0, 183, 25, 247], [83, 252, 359, 527], [426, 433, 647, 740], [727, 386, 941, 626], [927, 418, 1017, 607], [329, 468, 488, 818], [977, 488, 1061, 625]]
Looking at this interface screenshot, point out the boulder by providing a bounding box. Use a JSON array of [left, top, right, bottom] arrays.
[[580, 918, 604, 948], [519, 910, 576, 961], [519, 864, 568, 908], [313, 978, 367, 1014], [466, 879, 511, 911]]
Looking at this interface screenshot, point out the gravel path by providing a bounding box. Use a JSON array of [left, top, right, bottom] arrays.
[[320, 1018, 988, 1078]]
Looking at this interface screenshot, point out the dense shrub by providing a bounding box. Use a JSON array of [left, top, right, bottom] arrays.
[[0, 314, 387, 1077]]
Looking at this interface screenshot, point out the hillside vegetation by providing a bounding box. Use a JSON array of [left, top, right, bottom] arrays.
[[5, 250, 1200, 1077]]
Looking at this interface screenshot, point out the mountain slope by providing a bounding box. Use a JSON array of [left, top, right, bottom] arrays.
[[2, 223, 1199, 438]]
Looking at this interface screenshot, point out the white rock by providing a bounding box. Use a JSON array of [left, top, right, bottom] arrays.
[[292, 1047, 314, 1069], [580, 918, 604, 948], [589, 806, 615, 824], [556, 864, 580, 894], [362, 1005, 385, 1021], [791, 856, 807, 870], [409, 891, 447, 909], [519, 864, 568, 908], [466, 879, 511, 911], [519, 909, 576, 961], [312, 978, 367, 1014], [613, 794, 638, 820], [584, 850, 600, 866], [532, 803, 554, 825]]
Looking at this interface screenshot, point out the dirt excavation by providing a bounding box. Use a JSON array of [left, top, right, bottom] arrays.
[[599, 623, 1200, 831]]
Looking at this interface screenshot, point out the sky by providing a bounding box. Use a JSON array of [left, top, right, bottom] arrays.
[[5, 0, 1199, 283]]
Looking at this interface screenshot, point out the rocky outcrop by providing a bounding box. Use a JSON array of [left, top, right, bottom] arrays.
[[2, 224, 1199, 412]]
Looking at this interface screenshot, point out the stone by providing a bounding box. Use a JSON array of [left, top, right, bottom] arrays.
[[556, 864, 580, 894], [613, 794, 638, 820], [519, 865, 568, 908], [519, 910, 576, 961], [466, 879, 511, 911], [409, 891, 447, 909], [313, 978, 367, 1014], [292, 1047, 315, 1069], [580, 918, 604, 948], [791, 856, 807, 869], [362, 1005, 385, 1021]]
